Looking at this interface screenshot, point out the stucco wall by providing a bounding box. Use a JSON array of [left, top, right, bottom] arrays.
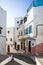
[[0, 37, 6, 55], [33, 6, 43, 36], [6, 27, 15, 45], [0, 7, 6, 55]]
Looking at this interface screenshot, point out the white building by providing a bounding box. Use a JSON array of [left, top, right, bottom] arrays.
[[6, 27, 15, 53], [18, 16, 27, 51], [0, 6, 6, 55], [17, 0, 43, 55], [14, 17, 24, 50], [24, 0, 43, 55]]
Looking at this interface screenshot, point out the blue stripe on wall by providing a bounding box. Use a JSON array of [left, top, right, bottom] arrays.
[[27, 0, 43, 13], [33, 0, 43, 7]]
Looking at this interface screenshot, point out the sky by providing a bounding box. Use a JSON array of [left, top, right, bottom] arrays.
[[0, 0, 32, 27]]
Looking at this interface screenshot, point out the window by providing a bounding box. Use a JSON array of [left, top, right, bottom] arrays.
[[24, 25, 32, 35], [8, 31, 10, 34], [10, 38, 12, 41], [21, 20, 23, 22], [29, 25, 32, 34], [20, 21, 22, 24], [0, 30, 1, 34], [19, 19, 23, 25], [26, 28, 28, 34], [17, 21, 19, 23], [24, 28, 28, 35]]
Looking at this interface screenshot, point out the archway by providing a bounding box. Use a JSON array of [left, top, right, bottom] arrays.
[[7, 45, 10, 53]]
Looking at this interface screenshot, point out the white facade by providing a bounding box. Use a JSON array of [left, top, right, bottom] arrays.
[[0, 6, 6, 55], [6, 27, 15, 53], [15, 17, 23, 45], [33, 6, 43, 37], [6, 27, 15, 45], [24, 7, 35, 49], [24, 7, 34, 37], [33, 6, 43, 47], [24, 4, 43, 44], [23, 1, 43, 55]]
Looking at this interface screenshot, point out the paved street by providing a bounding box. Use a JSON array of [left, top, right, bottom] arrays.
[[5, 53, 36, 65], [0, 53, 43, 65], [0, 54, 9, 63], [0, 53, 36, 65], [5, 59, 21, 65]]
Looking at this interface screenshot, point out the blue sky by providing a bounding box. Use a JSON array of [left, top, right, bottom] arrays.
[[0, 0, 32, 27]]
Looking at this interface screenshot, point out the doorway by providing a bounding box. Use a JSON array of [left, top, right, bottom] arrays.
[[7, 45, 10, 53], [21, 42, 25, 50], [21, 42, 22, 50], [24, 43, 25, 50], [28, 41, 31, 52], [15, 42, 17, 49], [18, 45, 20, 50]]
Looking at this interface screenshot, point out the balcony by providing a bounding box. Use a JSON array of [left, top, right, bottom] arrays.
[[18, 35, 24, 40]]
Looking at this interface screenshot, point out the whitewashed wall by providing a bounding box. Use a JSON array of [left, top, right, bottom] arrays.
[[33, 6, 43, 36], [15, 17, 23, 44], [6, 27, 15, 45], [0, 7, 6, 55], [24, 7, 33, 26], [6, 27, 15, 53], [24, 7, 34, 38]]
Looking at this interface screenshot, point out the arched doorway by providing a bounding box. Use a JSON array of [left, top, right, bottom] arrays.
[[28, 41, 31, 52], [7, 45, 10, 53], [15, 42, 17, 49], [18, 45, 20, 50]]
